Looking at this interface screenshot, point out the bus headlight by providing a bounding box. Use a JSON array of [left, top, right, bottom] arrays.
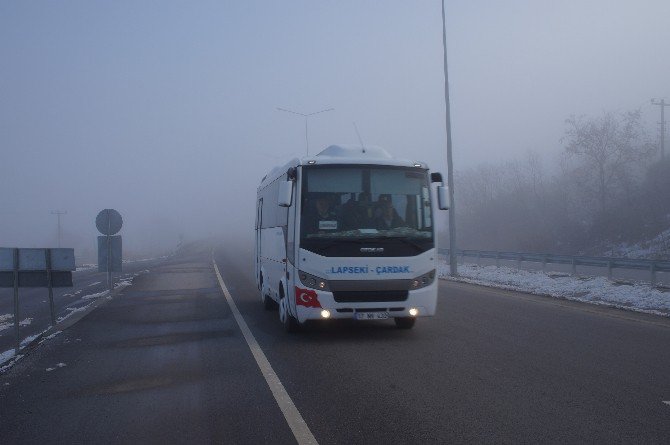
[[320, 309, 331, 319], [299, 271, 330, 291], [409, 308, 419, 317], [410, 270, 436, 290]]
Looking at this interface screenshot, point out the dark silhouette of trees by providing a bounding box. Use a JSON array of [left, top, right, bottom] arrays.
[[453, 109, 668, 258], [562, 110, 654, 213]]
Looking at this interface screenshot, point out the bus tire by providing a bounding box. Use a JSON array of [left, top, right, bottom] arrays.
[[394, 317, 416, 329], [279, 288, 300, 333], [259, 273, 276, 310], [284, 312, 301, 333], [264, 293, 277, 311]]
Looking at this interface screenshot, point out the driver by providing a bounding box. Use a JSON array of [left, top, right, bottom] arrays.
[[304, 194, 339, 233]]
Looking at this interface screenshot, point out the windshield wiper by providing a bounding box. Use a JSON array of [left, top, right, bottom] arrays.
[[309, 241, 342, 254], [349, 235, 427, 252]]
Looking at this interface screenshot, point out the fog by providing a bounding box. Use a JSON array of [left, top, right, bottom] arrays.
[[1, 1, 669, 261]]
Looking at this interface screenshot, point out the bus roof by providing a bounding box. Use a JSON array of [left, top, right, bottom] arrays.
[[259, 145, 428, 190]]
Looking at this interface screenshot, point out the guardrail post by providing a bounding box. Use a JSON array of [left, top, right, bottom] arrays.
[[13, 248, 20, 355], [607, 261, 613, 280], [650, 263, 657, 286], [571, 258, 576, 276]]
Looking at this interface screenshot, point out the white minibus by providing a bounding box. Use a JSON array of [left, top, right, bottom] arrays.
[[255, 145, 449, 331]]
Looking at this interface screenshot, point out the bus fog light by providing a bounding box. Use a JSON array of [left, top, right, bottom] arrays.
[[409, 308, 419, 317], [320, 310, 331, 319]]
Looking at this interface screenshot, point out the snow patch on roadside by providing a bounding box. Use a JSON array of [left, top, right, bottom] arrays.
[[0, 314, 13, 332], [440, 262, 670, 316], [0, 349, 16, 366], [0, 351, 24, 372], [115, 279, 132, 289], [20, 333, 41, 346], [46, 362, 66, 372], [1, 330, 63, 370], [56, 304, 94, 323], [80, 290, 109, 301], [0, 317, 33, 332]]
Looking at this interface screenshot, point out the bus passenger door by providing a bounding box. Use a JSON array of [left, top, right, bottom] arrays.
[[286, 181, 297, 314], [255, 198, 262, 289]]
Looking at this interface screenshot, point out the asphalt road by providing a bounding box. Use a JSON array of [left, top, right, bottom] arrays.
[[0, 258, 166, 354], [1, 241, 669, 444]]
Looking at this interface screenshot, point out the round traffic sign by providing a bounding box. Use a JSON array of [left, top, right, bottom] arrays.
[[96, 209, 123, 235]]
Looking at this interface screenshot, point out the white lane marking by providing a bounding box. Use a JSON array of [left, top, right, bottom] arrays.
[[212, 258, 318, 445]]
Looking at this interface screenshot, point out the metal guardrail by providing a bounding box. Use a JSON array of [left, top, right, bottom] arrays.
[[438, 248, 670, 285]]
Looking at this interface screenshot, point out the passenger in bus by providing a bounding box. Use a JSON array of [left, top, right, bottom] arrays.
[[373, 194, 392, 220], [341, 192, 374, 230], [304, 194, 339, 234], [374, 196, 405, 229]]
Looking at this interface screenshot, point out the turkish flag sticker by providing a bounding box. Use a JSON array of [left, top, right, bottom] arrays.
[[295, 287, 322, 308]]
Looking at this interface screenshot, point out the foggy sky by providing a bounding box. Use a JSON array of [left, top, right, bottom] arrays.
[[1, 1, 669, 258]]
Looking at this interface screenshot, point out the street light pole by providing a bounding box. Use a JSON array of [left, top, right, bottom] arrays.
[[277, 107, 334, 156], [441, 0, 457, 276], [651, 98, 669, 160]]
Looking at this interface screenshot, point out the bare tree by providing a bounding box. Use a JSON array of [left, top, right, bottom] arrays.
[[562, 110, 654, 213]]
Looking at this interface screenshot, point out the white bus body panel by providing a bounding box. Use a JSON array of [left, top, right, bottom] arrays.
[[258, 226, 286, 301]]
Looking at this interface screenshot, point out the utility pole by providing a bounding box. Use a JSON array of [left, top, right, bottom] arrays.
[[51, 210, 67, 248], [441, 0, 457, 276], [651, 99, 669, 160]]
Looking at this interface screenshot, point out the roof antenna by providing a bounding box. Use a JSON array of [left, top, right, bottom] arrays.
[[353, 122, 366, 153]]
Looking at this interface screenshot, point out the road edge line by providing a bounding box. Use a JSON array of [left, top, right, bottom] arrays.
[[212, 257, 318, 445]]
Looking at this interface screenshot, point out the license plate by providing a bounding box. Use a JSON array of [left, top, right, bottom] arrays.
[[355, 312, 389, 320]]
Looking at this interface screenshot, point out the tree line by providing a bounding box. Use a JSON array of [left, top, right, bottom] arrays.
[[451, 109, 670, 258]]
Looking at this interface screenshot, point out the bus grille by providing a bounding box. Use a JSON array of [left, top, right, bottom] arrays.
[[332, 290, 408, 303]]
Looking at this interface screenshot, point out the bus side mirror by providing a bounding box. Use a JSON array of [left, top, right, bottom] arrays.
[[437, 185, 449, 210], [430, 172, 443, 183], [278, 181, 293, 207]]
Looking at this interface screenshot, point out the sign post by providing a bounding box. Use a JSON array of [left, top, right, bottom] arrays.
[[1, 247, 75, 354], [45, 249, 55, 325], [96, 209, 123, 292]]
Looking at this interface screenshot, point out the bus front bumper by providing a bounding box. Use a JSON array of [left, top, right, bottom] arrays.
[[294, 283, 437, 323]]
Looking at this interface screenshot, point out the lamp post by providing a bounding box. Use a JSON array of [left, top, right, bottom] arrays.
[[277, 107, 334, 156], [441, 0, 457, 276]]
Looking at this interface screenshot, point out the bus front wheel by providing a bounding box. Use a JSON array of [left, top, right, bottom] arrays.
[[260, 275, 277, 310], [279, 291, 300, 333], [264, 293, 277, 311]]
